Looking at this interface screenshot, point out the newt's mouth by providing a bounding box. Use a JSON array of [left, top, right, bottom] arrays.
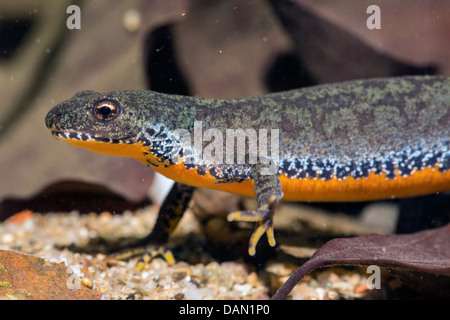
[[51, 130, 134, 144]]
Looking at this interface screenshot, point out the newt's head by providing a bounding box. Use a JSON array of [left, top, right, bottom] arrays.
[[45, 90, 192, 160]]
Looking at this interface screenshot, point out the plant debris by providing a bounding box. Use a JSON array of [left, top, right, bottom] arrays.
[[273, 223, 450, 299]]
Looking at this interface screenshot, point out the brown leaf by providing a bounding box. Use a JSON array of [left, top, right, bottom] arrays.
[[0, 180, 152, 222], [0, 250, 101, 300], [269, 0, 437, 84], [273, 223, 450, 299]]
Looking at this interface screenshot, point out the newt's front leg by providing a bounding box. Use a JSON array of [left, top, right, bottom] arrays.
[[227, 163, 283, 256], [113, 182, 195, 265], [142, 181, 195, 245]]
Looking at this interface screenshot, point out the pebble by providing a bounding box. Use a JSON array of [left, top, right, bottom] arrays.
[[82, 277, 94, 288], [122, 8, 141, 32]]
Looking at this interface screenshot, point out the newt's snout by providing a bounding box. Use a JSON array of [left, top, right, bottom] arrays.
[[45, 108, 61, 131]]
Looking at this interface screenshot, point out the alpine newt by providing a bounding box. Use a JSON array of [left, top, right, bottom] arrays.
[[45, 75, 450, 258]]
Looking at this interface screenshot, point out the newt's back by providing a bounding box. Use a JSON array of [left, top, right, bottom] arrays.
[[46, 76, 450, 202]]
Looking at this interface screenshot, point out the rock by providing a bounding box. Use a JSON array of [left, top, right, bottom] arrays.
[[0, 250, 101, 300]]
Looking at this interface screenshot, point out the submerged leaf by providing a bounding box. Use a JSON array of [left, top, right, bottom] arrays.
[[273, 223, 450, 299]]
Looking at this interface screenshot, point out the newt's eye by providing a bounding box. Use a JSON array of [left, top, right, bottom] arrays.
[[92, 99, 121, 121]]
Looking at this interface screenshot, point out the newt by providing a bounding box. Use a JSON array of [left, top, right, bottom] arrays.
[[45, 75, 450, 259]]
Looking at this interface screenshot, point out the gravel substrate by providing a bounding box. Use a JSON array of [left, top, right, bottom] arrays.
[[0, 205, 379, 300]]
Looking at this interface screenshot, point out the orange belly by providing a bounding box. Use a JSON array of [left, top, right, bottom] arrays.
[[152, 160, 450, 202], [58, 136, 450, 202]]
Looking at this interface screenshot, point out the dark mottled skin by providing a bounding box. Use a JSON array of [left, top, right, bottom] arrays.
[[45, 75, 450, 257], [46, 76, 450, 168]]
